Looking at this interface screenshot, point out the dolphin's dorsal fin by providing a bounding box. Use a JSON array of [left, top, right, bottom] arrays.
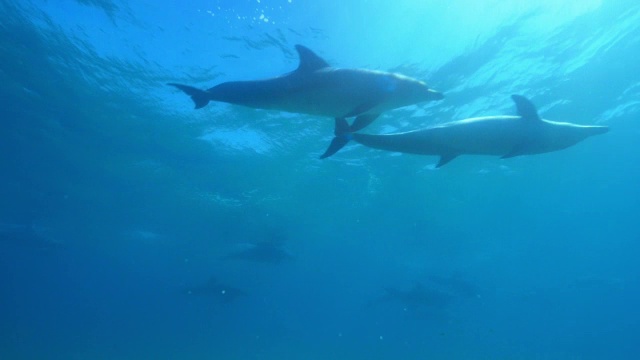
[[295, 45, 330, 72], [511, 95, 540, 122]]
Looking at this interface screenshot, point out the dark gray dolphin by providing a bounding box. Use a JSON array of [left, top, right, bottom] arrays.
[[321, 95, 609, 165], [169, 45, 443, 132]]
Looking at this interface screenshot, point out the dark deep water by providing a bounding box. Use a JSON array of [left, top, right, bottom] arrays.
[[1, 0, 639, 359]]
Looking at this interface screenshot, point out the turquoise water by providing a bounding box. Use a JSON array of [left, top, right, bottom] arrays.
[[1, 0, 639, 359]]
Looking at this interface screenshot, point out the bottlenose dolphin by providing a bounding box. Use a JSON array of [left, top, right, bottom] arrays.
[[169, 45, 443, 132], [321, 95, 609, 166]]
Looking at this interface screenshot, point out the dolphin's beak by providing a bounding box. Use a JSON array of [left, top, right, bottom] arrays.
[[589, 126, 609, 136], [429, 89, 445, 100]]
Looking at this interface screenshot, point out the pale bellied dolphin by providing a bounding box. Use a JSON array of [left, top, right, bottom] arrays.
[[169, 45, 444, 132], [321, 95, 609, 166]]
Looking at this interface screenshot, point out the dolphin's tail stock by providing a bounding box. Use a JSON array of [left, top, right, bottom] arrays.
[[168, 83, 211, 109], [319, 118, 353, 159]]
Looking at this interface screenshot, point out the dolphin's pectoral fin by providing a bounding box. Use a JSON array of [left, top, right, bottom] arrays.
[[511, 95, 540, 122], [436, 153, 458, 168], [350, 114, 380, 132], [295, 45, 330, 72], [168, 83, 211, 109]]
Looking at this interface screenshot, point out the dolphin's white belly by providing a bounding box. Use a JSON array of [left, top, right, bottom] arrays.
[[354, 116, 527, 156]]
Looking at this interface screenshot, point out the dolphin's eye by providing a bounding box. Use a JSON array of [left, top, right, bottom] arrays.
[[377, 76, 397, 93]]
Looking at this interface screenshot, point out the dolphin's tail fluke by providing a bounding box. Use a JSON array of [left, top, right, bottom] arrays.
[[168, 83, 211, 109], [320, 118, 352, 159]]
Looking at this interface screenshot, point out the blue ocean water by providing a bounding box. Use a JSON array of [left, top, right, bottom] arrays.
[[1, 0, 639, 358]]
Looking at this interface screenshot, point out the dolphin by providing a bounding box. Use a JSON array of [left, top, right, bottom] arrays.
[[321, 95, 609, 166], [0, 221, 65, 251], [169, 45, 444, 132]]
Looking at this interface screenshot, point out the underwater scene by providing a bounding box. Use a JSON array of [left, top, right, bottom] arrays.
[[1, 0, 639, 359]]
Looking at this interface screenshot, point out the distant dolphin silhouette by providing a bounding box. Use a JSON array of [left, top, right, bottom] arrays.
[[321, 95, 609, 165], [0, 221, 65, 251], [169, 45, 443, 132], [221, 241, 294, 264]]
